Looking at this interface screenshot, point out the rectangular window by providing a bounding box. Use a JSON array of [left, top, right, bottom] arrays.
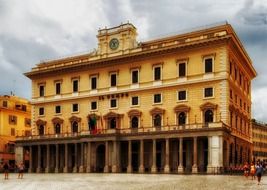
[[39, 85, 44, 97], [110, 73, 117, 87], [154, 66, 161, 81], [204, 87, 213, 98], [56, 82, 61, 95], [230, 90, 233, 99], [72, 104, 79, 112], [39, 107, 44, 116], [131, 96, 139, 106], [234, 68, 237, 80], [25, 130, 31, 136], [22, 105, 27, 111], [2, 101, 8, 108], [25, 118, 31, 127], [91, 76, 97, 90], [73, 80, 78, 92], [55, 105, 61, 114], [154, 94, 162, 104], [204, 58, 213, 73], [178, 90, 186, 101], [11, 128, 15, 136], [91, 101, 97, 110], [110, 99, 117, 108], [178, 63, 186, 77], [9, 115, 17, 125], [132, 70, 139, 84]]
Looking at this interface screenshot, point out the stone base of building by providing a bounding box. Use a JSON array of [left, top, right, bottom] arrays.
[[151, 165, 157, 173], [79, 166, 84, 173], [63, 167, 68, 173], [178, 166, 184, 174], [127, 166, 132, 173], [164, 165, 170, 173], [86, 166, 91, 173], [138, 165, 144, 173], [104, 165, 109, 173], [192, 165, 198, 174]]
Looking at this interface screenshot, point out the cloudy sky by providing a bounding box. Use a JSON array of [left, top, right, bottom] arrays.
[[0, 0, 266, 121]]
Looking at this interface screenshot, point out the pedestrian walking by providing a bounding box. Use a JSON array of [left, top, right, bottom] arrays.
[[3, 161, 9, 180], [243, 162, 249, 178], [250, 162, 256, 180], [255, 162, 264, 185], [18, 162, 25, 179]]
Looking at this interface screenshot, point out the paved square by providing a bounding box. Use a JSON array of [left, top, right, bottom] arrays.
[[0, 174, 266, 190]]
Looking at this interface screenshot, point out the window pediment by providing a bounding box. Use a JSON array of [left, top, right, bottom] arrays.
[[128, 109, 142, 117], [174, 104, 190, 113], [52, 117, 64, 125], [150, 107, 165, 115], [36, 119, 47, 126], [103, 111, 123, 119], [69, 115, 81, 123], [200, 102, 217, 110], [87, 113, 100, 120]]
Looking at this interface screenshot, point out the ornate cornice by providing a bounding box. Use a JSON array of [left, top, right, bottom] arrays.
[[69, 115, 81, 123], [174, 104, 190, 113], [128, 109, 142, 117], [103, 111, 124, 119], [52, 117, 64, 125], [36, 119, 47, 126], [200, 102, 217, 110], [150, 107, 165, 115]]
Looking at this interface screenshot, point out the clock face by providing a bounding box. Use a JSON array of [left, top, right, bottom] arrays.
[[109, 38, 119, 50]]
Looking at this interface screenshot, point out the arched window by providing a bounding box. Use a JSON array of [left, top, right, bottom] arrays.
[[131, 116, 139, 128], [154, 114, 161, 127], [39, 125, 44, 135], [109, 117, 116, 129], [178, 112, 186, 125], [72, 121, 78, 133], [55, 123, 61, 134], [204, 109, 213, 123]]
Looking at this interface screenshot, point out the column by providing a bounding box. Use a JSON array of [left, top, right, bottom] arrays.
[[192, 137, 198, 173], [29, 146, 33, 173], [45, 144, 50, 173], [164, 138, 170, 173], [64, 144, 68, 173], [79, 143, 84, 173], [73, 143, 78, 173], [86, 142, 91, 172], [127, 140, 132, 173], [104, 141, 109, 173], [151, 139, 157, 173], [207, 136, 213, 173], [112, 141, 118, 173], [178, 138, 184, 173], [139, 139, 144, 173], [37, 145, 41, 173], [55, 144, 59, 173]]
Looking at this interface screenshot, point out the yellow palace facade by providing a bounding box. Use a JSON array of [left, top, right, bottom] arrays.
[[16, 22, 256, 174]]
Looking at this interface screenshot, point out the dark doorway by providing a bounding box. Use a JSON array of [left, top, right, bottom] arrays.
[[156, 141, 163, 172], [132, 142, 139, 172], [96, 144, 105, 172]]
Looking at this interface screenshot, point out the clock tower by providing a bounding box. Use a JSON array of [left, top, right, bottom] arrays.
[[97, 22, 138, 55]]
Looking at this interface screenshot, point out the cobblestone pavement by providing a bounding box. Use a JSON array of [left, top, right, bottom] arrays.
[[0, 173, 266, 190]]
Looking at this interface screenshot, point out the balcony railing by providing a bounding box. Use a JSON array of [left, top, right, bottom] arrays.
[[16, 122, 231, 141]]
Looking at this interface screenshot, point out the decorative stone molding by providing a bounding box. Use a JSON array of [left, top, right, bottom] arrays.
[[52, 117, 64, 125], [174, 104, 190, 113], [87, 113, 100, 120], [103, 112, 124, 119], [150, 107, 165, 115], [200, 102, 217, 110], [128, 109, 142, 117], [69, 115, 81, 123], [36, 119, 47, 126]]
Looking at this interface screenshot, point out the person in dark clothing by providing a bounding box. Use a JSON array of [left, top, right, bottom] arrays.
[[255, 162, 264, 185], [3, 162, 9, 180]]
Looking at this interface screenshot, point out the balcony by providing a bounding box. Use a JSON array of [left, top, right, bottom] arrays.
[[16, 122, 231, 142]]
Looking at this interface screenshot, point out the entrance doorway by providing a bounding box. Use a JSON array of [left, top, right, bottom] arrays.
[[96, 144, 105, 172]]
